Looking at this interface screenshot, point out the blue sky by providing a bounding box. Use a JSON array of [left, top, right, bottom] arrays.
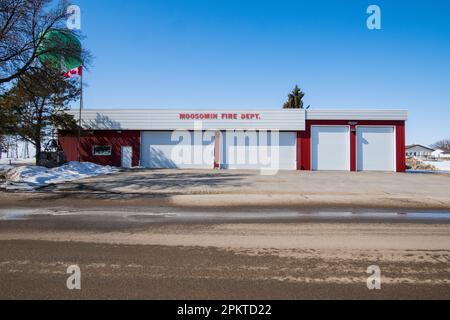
[[74, 0, 450, 145]]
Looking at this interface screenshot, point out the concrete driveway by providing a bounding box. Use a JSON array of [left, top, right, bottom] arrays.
[[3, 169, 450, 210]]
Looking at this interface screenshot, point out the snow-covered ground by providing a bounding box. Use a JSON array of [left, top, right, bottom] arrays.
[[0, 157, 36, 165], [0, 162, 117, 191], [424, 161, 450, 172], [1, 137, 36, 165]]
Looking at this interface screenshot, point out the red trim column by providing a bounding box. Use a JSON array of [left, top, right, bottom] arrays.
[[298, 127, 311, 171], [350, 125, 357, 172], [296, 132, 302, 170], [214, 131, 221, 169], [396, 123, 406, 172]]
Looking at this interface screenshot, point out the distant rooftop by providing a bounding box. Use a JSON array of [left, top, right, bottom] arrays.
[[405, 144, 435, 151]]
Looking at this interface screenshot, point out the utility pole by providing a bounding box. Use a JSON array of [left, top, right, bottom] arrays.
[[77, 68, 83, 162]]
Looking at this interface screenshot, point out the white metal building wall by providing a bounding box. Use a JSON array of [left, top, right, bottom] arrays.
[[70, 109, 306, 131], [140, 131, 215, 169], [221, 131, 297, 170], [356, 126, 396, 171], [311, 126, 350, 171]]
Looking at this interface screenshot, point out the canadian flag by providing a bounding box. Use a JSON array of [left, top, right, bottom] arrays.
[[64, 65, 82, 79]]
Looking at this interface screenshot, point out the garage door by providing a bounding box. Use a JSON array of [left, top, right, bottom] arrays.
[[311, 126, 350, 171], [357, 126, 395, 172], [222, 131, 297, 170], [141, 131, 215, 169]]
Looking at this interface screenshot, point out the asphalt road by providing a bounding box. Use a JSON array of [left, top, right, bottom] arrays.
[[0, 207, 449, 300]]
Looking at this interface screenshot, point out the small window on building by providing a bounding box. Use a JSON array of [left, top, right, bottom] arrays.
[[93, 146, 112, 156]]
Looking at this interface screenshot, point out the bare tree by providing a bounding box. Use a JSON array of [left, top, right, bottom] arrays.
[[431, 139, 450, 152], [0, 0, 87, 86]]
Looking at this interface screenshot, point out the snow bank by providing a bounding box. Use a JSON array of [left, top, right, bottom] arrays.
[[1, 162, 116, 191], [0, 165, 13, 174]]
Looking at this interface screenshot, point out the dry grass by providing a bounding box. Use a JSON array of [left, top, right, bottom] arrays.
[[406, 157, 437, 170]]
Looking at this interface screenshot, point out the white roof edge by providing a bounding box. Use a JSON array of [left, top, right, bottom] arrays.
[[70, 108, 407, 112], [69, 108, 407, 117], [306, 109, 408, 121], [69, 108, 305, 112]]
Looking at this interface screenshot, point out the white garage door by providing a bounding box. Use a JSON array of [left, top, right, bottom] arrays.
[[311, 126, 350, 171], [357, 126, 395, 172], [222, 131, 297, 170], [141, 131, 215, 169]]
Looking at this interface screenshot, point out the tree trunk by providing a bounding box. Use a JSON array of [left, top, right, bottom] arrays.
[[35, 139, 41, 166]]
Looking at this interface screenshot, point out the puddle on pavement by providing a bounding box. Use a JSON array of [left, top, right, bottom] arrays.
[[129, 211, 450, 223], [293, 211, 450, 221], [0, 209, 36, 221], [1, 208, 450, 223]]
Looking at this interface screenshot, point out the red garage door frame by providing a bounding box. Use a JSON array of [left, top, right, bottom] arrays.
[[297, 120, 406, 172]]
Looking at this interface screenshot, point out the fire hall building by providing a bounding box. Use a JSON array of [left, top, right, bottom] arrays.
[[59, 109, 408, 172]]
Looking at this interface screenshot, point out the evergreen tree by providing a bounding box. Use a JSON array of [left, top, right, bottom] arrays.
[[283, 85, 305, 109], [0, 66, 79, 165]]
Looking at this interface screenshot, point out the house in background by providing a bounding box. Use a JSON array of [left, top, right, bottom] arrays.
[[432, 149, 450, 159], [405, 145, 435, 158]]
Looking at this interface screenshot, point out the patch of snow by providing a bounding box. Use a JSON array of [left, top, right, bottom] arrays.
[[0, 182, 37, 192], [424, 161, 450, 172], [406, 170, 447, 175], [2, 162, 117, 191], [0, 158, 36, 166]]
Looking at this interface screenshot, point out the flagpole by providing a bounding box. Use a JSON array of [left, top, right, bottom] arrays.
[[77, 67, 83, 162]]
